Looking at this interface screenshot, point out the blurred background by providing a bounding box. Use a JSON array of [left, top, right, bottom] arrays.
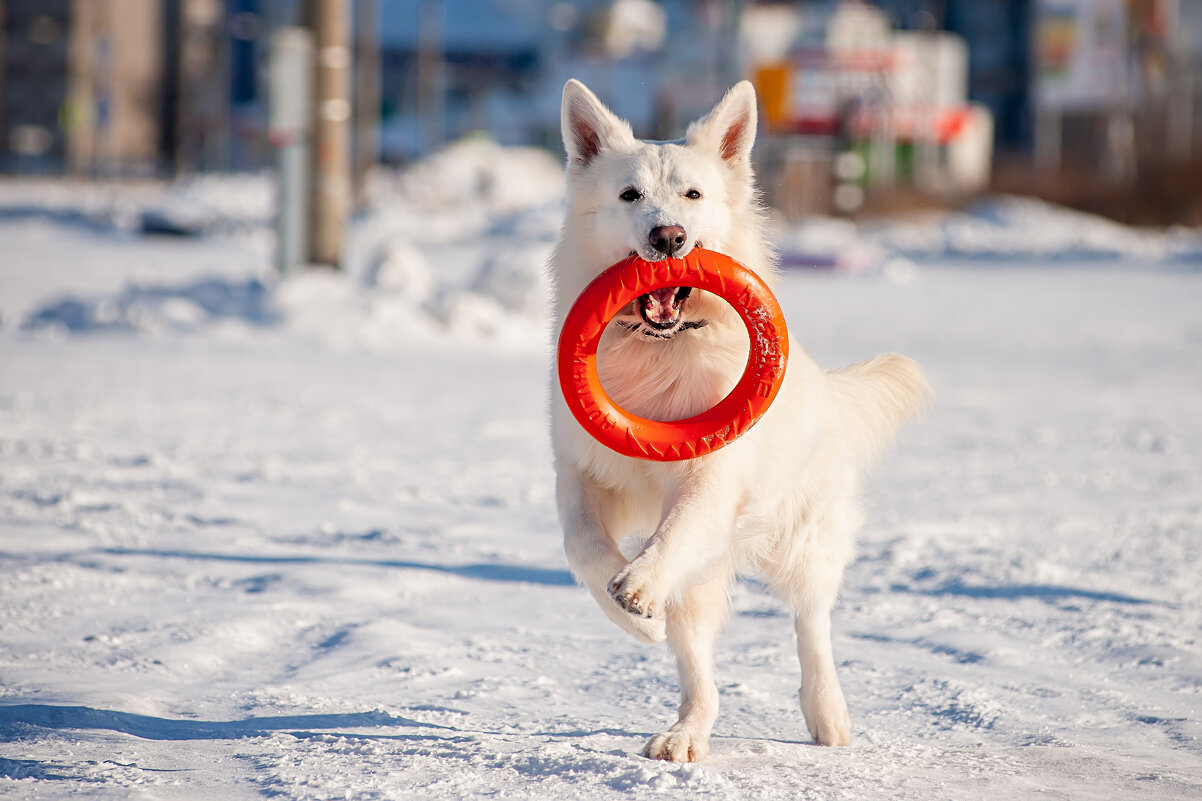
[[1, 0, 1200, 255]]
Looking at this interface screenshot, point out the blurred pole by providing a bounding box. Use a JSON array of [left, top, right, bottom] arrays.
[[174, 0, 195, 176], [158, 0, 180, 174], [66, 0, 98, 175], [354, 0, 380, 204], [1167, 60, 1194, 161], [1104, 110, 1136, 184], [268, 27, 313, 276], [212, 5, 232, 170], [0, 2, 5, 153], [305, 0, 352, 268], [1035, 107, 1061, 172], [177, 0, 225, 176], [417, 0, 444, 155]]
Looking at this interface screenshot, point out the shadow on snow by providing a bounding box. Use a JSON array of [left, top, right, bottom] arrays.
[[95, 547, 577, 588], [919, 581, 1155, 606], [0, 705, 462, 743], [0, 757, 82, 782], [22, 277, 278, 333]]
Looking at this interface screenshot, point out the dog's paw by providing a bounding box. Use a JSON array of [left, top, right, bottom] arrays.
[[607, 565, 667, 620], [808, 715, 851, 747], [644, 731, 709, 762], [800, 687, 852, 747]]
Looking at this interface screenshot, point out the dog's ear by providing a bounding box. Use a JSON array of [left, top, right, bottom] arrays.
[[686, 81, 758, 167], [561, 79, 634, 167]]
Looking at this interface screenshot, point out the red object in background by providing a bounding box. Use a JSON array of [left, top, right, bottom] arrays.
[[557, 249, 789, 461]]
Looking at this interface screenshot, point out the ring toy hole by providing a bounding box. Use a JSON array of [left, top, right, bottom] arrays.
[[557, 248, 789, 461]]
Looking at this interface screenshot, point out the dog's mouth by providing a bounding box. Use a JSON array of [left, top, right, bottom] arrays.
[[638, 286, 692, 330]]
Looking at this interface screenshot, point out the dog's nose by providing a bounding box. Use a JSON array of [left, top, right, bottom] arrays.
[[649, 225, 687, 257]]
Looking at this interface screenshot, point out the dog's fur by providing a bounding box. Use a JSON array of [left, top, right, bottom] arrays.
[[548, 79, 930, 762]]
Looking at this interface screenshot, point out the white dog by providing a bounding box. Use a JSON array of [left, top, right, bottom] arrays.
[[548, 79, 930, 762]]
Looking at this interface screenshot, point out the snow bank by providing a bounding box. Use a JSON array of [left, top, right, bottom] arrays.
[[294, 138, 563, 348], [776, 196, 1202, 272], [861, 195, 1202, 265], [139, 172, 274, 234], [7, 142, 1202, 351], [389, 136, 566, 217], [8, 138, 565, 348], [0, 171, 273, 235]]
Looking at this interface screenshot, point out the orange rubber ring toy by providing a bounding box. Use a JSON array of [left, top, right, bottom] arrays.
[[557, 248, 789, 461]]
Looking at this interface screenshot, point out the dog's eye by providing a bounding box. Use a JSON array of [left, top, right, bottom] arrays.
[[685, 189, 702, 200], [619, 188, 642, 203]]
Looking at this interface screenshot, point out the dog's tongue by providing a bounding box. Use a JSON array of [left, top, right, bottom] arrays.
[[640, 287, 683, 327]]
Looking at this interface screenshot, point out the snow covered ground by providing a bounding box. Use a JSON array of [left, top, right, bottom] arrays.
[[1, 144, 1200, 799]]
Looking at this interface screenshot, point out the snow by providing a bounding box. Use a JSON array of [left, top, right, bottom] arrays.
[[778, 195, 1202, 270], [1, 143, 1201, 799]]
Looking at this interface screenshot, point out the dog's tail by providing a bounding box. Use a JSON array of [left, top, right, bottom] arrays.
[[827, 354, 932, 469]]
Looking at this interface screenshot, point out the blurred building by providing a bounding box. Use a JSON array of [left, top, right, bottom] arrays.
[[0, 0, 1199, 222], [0, 0, 70, 172], [0, 0, 168, 174], [742, 0, 1201, 221], [376, 0, 542, 160], [0, 0, 270, 176], [744, 2, 996, 215]]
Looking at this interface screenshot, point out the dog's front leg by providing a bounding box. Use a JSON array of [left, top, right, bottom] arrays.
[[558, 470, 666, 644], [643, 572, 729, 762], [607, 468, 740, 622]]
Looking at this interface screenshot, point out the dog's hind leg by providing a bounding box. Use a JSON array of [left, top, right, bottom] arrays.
[[644, 570, 730, 762], [766, 514, 855, 747], [558, 470, 666, 643], [794, 600, 851, 746]]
